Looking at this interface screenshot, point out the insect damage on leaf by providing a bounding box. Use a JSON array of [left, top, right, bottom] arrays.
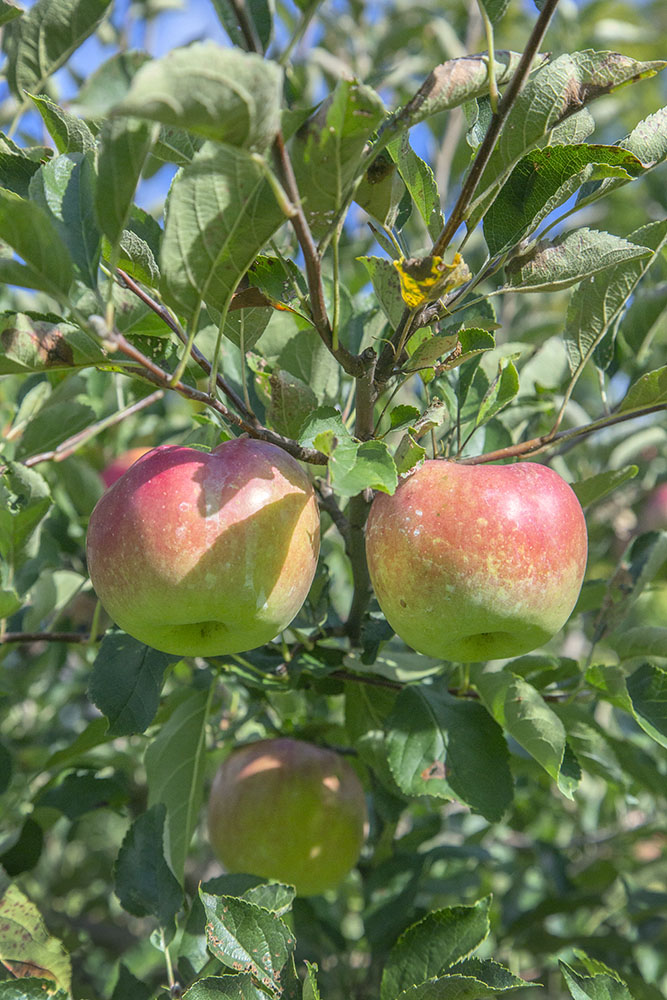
[[394, 252, 471, 309]]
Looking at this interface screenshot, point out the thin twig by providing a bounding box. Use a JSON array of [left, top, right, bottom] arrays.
[[100, 324, 328, 466], [1, 632, 90, 645], [21, 390, 164, 468], [458, 402, 667, 465], [115, 268, 255, 422]]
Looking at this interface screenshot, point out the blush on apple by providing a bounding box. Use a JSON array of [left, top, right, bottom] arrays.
[[86, 439, 320, 656], [207, 738, 368, 896], [365, 460, 588, 662], [101, 447, 151, 488]]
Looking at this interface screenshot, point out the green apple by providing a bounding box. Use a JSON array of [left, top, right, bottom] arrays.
[[207, 738, 368, 896], [365, 460, 588, 662], [86, 439, 320, 656]]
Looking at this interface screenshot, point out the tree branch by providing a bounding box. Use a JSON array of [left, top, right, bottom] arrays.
[[458, 403, 667, 465], [100, 323, 328, 466]]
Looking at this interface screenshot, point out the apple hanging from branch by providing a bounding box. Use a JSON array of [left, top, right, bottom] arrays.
[[207, 738, 368, 896], [86, 439, 320, 656], [365, 460, 588, 662]]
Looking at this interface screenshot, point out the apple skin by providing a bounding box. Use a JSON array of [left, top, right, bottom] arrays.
[[86, 439, 320, 656], [638, 482, 667, 532], [101, 447, 151, 488], [365, 460, 588, 662], [207, 738, 368, 896]]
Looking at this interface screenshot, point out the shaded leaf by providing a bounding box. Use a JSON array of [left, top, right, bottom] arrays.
[[212, 0, 273, 52], [592, 531, 667, 642], [183, 975, 267, 1000], [560, 961, 633, 1000], [269, 369, 318, 439], [0, 187, 73, 297], [96, 117, 156, 249], [390, 133, 444, 241], [626, 662, 667, 749], [28, 93, 96, 153], [114, 804, 183, 925], [614, 627, 667, 661], [386, 686, 513, 821], [145, 685, 212, 882], [475, 360, 518, 426], [358, 255, 405, 328], [88, 631, 174, 736], [0, 462, 51, 565]]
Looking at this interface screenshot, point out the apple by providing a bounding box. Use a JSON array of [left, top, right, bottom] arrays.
[[638, 482, 667, 532], [365, 460, 588, 662], [86, 439, 320, 656], [101, 447, 151, 488], [207, 738, 368, 895]]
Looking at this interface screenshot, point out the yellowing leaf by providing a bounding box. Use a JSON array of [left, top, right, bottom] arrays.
[[393, 252, 470, 309], [0, 881, 71, 993]]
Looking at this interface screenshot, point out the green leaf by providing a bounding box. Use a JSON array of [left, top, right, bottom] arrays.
[[183, 975, 268, 1000], [560, 961, 634, 1000], [449, 958, 533, 991], [385, 686, 513, 822], [576, 106, 667, 211], [37, 770, 127, 820], [626, 662, 667, 749], [484, 144, 644, 256], [0, 981, 67, 1000], [475, 360, 519, 426], [479, 0, 509, 22], [380, 897, 491, 1000], [292, 79, 386, 239], [145, 685, 212, 882], [28, 93, 96, 153], [468, 51, 666, 228], [394, 432, 426, 476], [0, 187, 73, 297], [23, 568, 85, 631], [111, 964, 155, 1000], [3, 0, 111, 98], [389, 133, 445, 241], [391, 976, 528, 1000], [269, 369, 319, 439], [115, 43, 282, 152], [592, 531, 667, 642], [393, 51, 531, 131], [564, 219, 667, 374], [0, 880, 71, 993], [29, 152, 101, 288], [389, 404, 421, 430], [160, 141, 285, 322], [618, 365, 667, 413], [571, 466, 638, 508], [0, 462, 51, 565], [357, 255, 405, 328], [0, 312, 106, 373], [96, 117, 157, 249], [88, 631, 174, 737], [355, 149, 407, 228], [332, 439, 399, 498], [405, 332, 459, 372], [474, 669, 579, 797], [200, 890, 295, 993], [0, 0, 22, 26], [211, 0, 273, 52], [0, 146, 41, 197], [114, 804, 183, 925], [504, 229, 650, 293], [614, 627, 667, 661]]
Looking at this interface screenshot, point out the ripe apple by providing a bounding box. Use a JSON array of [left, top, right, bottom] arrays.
[[101, 447, 151, 488], [638, 482, 667, 532], [86, 439, 320, 656], [207, 738, 368, 896], [365, 460, 588, 662]]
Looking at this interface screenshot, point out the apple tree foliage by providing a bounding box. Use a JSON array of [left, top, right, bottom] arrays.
[[0, 0, 666, 996]]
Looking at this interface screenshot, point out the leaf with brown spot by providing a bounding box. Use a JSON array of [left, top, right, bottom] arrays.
[[0, 878, 71, 994], [468, 50, 666, 229], [0, 312, 107, 374]]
